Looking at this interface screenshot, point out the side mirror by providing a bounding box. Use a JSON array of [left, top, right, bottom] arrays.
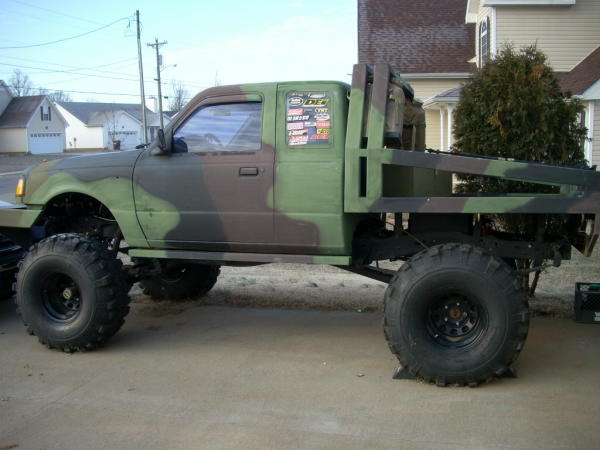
[[157, 129, 170, 154]]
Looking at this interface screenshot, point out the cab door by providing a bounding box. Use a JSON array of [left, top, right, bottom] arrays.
[[133, 87, 276, 252]]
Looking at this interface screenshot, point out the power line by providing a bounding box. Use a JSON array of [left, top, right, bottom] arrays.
[[4, 84, 140, 98], [0, 62, 143, 83], [0, 61, 211, 92], [7, 0, 104, 26], [0, 55, 138, 76], [0, 16, 132, 49], [0, 60, 211, 91]]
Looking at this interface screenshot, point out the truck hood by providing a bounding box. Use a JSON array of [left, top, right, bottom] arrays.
[[21, 149, 146, 205], [51, 149, 144, 172]]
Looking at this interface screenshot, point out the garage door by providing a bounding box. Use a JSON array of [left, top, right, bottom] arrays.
[[111, 131, 138, 150], [29, 132, 63, 154]]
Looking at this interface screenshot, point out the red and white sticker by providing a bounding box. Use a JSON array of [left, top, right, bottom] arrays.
[[316, 121, 330, 128], [289, 135, 308, 146], [288, 108, 303, 115]]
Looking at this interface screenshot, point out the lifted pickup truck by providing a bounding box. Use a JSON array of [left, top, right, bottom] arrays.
[[1, 64, 598, 386]]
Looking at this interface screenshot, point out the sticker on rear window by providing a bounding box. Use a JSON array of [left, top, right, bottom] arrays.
[[286, 92, 331, 146]]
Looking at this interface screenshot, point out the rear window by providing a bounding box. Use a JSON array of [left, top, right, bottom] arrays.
[[286, 92, 331, 147]]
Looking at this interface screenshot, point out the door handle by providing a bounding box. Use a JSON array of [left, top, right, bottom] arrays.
[[239, 167, 259, 176]]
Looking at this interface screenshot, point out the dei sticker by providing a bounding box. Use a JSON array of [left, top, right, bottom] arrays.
[[287, 92, 331, 146]]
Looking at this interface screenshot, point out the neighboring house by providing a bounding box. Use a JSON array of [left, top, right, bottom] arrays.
[[0, 81, 67, 154], [56, 102, 170, 151], [463, 0, 600, 166], [358, 0, 475, 150], [358, 0, 600, 166]]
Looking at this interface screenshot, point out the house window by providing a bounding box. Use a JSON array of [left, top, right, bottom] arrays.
[[479, 17, 490, 67], [40, 105, 51, 121]]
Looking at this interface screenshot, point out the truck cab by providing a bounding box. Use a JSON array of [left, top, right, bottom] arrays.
[[132, 81, 355, 256]]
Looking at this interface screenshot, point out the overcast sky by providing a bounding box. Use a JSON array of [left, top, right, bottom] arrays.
[[0, 0, 357, 104]]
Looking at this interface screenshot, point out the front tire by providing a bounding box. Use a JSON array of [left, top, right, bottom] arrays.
[[383, 243, 529, 386], [16, 233, 131, 352]]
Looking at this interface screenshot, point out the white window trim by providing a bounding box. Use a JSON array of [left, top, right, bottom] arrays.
[[439, 109, 445, 151], [491, 8, 497, 58], [585, 102, 594, 164], [447, 105, 455, 149], [479, 17, 490, 67]]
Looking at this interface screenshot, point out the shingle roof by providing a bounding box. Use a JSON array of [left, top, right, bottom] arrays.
[[58, 102, 152, 125], [0, 95, 45, 128], [432, 85, 464, 100], [358, 0, 475, 74], [559, 46, 600, 95]]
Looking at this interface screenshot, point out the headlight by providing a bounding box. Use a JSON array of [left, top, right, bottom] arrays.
[[15, 177, 25, 197]]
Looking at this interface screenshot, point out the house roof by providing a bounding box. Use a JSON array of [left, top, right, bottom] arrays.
[[358, 0, 475, 74], [0, 80, 12, 95], [0, 95, 45, 128], [431, 85, 463, 100], [559, 46, 600, 95], [58, 102, 152, 125], [424, 85, 465, 107]]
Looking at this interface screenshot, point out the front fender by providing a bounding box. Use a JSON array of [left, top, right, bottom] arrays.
[[22, 165, 149, 248]]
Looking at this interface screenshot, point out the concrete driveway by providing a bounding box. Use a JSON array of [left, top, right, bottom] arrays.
[[1, 297, 599, 449]]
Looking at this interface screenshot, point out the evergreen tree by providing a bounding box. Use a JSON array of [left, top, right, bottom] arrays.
[[453, 45, 588, 196]]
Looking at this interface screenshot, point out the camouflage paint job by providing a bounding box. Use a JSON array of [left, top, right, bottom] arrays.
[[0, 63, 598, 263]]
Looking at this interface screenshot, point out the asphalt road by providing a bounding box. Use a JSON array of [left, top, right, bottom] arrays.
[[0, 173, 19, 202], [1, 298, 599, 449], [0, 152, 92, 202]]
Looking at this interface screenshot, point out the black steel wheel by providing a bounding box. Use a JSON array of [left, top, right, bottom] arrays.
[[426, 294, 486, 348], [383, 243, 529, 386], [140, 262, 220, 301], [16, 233, 131, 352]]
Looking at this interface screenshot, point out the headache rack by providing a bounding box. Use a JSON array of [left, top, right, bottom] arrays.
[[343, 63, 600, 252]]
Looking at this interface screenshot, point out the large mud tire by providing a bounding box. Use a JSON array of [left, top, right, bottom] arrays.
[[15, 233, 131, 352], [383, 243, 529, 386], [140, 263, 220, 301]]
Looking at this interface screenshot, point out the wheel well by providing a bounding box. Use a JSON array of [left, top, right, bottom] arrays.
[[36, 193, 119, 239]]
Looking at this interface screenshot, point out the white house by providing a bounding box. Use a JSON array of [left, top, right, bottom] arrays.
[[359, 0, 600, 167], [0, 81, 67, 154], [56, 102, 170, 151]]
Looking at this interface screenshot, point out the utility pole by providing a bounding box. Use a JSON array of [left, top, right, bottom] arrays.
[[147, 38, 167, 130], [136, 10, 148, 143]]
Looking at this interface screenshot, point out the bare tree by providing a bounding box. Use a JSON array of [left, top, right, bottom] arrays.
[[36, 88, 72, 103], [168, 80, 189, 112], [102, 107, 120, 150], [8, 69, 33, 96], [46, 90, 72, 103]]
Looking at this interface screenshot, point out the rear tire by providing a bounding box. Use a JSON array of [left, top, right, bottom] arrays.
[[383, 243, 529, 386], [140, 263, 220, 301], [16, 233, 131, 352]]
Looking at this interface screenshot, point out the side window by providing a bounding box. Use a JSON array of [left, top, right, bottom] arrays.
[[479, 17, 490, 67], [173, 102, 262, 153]]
